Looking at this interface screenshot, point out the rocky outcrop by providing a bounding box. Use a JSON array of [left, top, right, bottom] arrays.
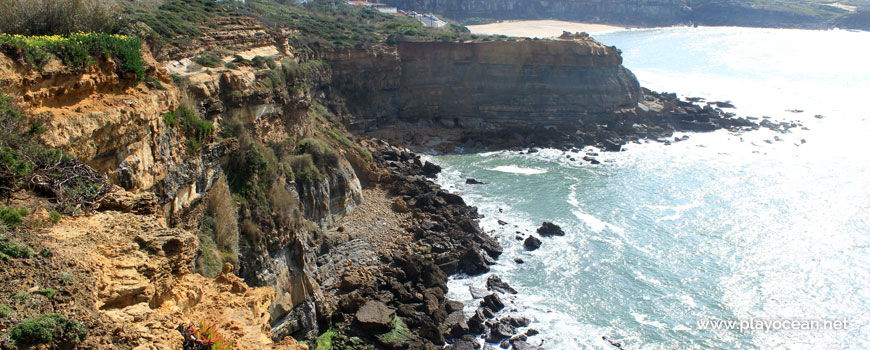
[[380, 0, 863, 29], [382, 0, 690, 26], [396, 40, 640, 127]]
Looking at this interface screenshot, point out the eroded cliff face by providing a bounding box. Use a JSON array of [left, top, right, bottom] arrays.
[[326, 38, 641, 131], [383, 0, 690, 26], [396, 40, 640, 127]]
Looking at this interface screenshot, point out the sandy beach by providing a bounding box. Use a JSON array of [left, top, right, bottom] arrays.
[[467, 20, 630, 38]]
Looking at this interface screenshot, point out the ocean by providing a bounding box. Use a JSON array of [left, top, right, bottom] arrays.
[[430, 27, 870, 349]]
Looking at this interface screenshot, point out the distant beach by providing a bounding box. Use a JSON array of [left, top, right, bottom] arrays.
[[466, 20, 630, 38]]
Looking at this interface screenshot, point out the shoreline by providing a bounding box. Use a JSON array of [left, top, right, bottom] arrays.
[[466, 19, 866, 38]]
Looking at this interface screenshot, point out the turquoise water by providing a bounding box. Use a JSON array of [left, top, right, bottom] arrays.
[[433, 27, 870, 349]]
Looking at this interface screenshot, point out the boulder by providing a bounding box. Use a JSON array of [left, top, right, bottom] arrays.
[[486, 275, 518, 294], [444, 311, 470, 338], [485, 319, 516, 343], [482, 294, 505, 312], [458, 249, 490, 275], [523, 236, 542, 250], [536, 222, 565, 236], [422, 161, 442, 177], [467, 308, 487, 334], [355, 300, 395, 332], [466, 178, 487, 185]]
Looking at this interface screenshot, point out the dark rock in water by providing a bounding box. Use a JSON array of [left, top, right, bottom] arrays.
[[448, 338, 479, 350], [499, 340, 510, 349], [583, 156, 600, 165], [482, 307, 496, 318], [466, 178, 487, 185], [815, 114, 825, 119], [482, 294, 505, 312], [537, 222, 565, 236], [786, 109, 804, 113], [506, 316, 531, 327], [470, 286, 488, 299], [514, 258, 524, 264], [355, 300, 395, 332], [422, 161, 442, 178], [459, 249, 490, 275], [510, 340, 540, 350], [525, 329, 540, 336], [444, 311, 470, 338], [603, 335, 624, 349], [711, 101, 735, 108], [467, 308, 487, 334], [515, 235, 524, 240], [527, 148, 539, 154], [497, 220, 508, 226], [523, 236, 542, 250], [486, 275, 518, 294], [486, 319, 517, 343]]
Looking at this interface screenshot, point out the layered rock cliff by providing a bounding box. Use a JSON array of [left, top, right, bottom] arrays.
[[381, 0, 865, 29], [383, 0, 690, 26], [327, 38, 641, 131], [396, 40, 640, 127]]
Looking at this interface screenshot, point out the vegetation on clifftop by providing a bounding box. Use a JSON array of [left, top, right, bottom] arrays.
[[0, 32, 145, 80]]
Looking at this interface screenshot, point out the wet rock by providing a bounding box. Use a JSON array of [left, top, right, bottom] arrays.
[[485, 319, 517, 343], [467, 308, 487, 334], [482, 294, 505, 312], [448, 338, 479, 350], [355, 300, 395, 332], [422, 161, 442, 177], [459, 249, 490, 275], [511, 339, 540, 350], [444, 311, 470, 338], [523, 236, 542, 250], [470, 286, 488, 299], [486, 275, 518, 294], [466, 178, 487, 185], [536, 222, 565, 237], [525, 329, 539, 336], [497, 220, 508, 226], [583, 156, 600, 165], [506, 316, 530, 327], [514, 258, 524, 264]]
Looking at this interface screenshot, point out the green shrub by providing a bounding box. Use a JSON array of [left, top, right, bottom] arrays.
[[9, 313, 87, 347], [144, 76, 167, 90], [296, 137, 339, 169], [195, 54, 222, 68], [287, 154, 321, 184], [39, 288, 57, 299], [13, 293, 32, 301], [48, 210, 62, 224], [224, 61, 238, 70], [164, 105, 214, 151], [251, 55, 271, 68], [0, 33, 145, 80], [0, 305, 10, 318], [316, 327, 336, 350], [0, 205, 27, 229], [0, 0, 119, 35], [0, 236, 35, 259]]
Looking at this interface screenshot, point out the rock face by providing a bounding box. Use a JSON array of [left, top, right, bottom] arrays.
[[395, 40, 641, 127], [380, 0, 854, 29], [382, 0, 689, 26]]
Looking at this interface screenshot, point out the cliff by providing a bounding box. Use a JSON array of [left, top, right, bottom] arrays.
[[383, 0, 690, 26], [381, 0, 865, 29], [396, 40, 640, 127], [0, 12, 763, 350]]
